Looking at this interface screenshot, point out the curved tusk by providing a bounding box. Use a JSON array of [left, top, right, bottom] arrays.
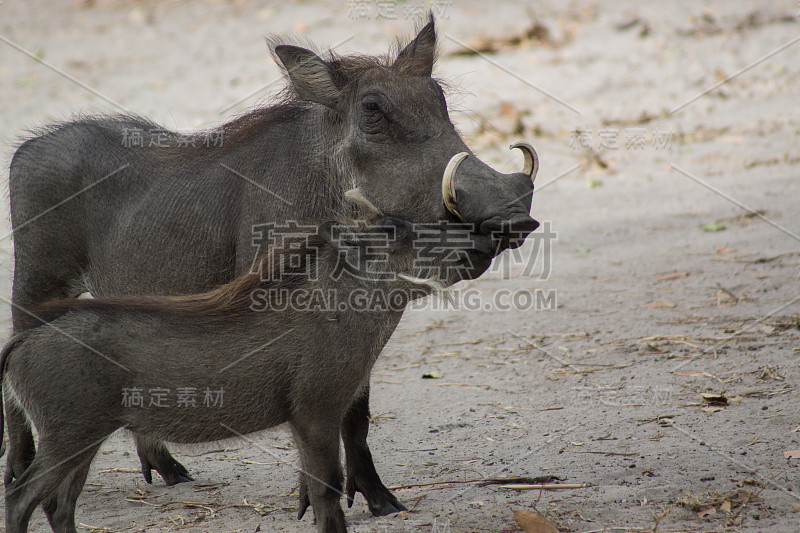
[[510, 141, 539, 183], [442, 152, 469, 221], [345, 188, 383, 216], [398, 273, 446, 292]]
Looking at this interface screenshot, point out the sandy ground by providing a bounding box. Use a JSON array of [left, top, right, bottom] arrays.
[[1, 1, 799, 532]]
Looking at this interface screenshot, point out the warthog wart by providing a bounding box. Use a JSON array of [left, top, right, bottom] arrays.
[[7, 14, 539, 512], [0, 216, 461, 533]]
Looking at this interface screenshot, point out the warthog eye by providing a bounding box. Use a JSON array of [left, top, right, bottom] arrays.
[[359, 95, 390, 138], [360, 92, 388, 115], [362, 100, 381, 112], [394, 223, 412, 242]]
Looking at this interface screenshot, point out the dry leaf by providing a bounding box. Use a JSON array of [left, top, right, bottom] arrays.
[[719, 500, 731, 512], [513, 509, 559, 533], [792, 503, 800, 512], [703, 221, 726, 232], [701, 392, 728, 406], [783, 450, 800, 459], [499, 101, 521, 118], [655, 272, 689, 281], [737, 491, 763, 503], [701, 406, 725, 413], [697, 506, 716, 518]]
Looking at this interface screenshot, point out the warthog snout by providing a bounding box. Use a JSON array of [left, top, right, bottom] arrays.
[[442, 142, 540, 253]]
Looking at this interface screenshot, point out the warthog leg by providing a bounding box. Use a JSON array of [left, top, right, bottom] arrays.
[[342, 387, 407, 516], [291, 420, 347, 533], [135, 434, 193, 485], [42, 452, 95, 533], [291, 419, 347, 533], [3, 403, 36, 486], [7, 268, 73, 487], [5, 440, 102, 533]]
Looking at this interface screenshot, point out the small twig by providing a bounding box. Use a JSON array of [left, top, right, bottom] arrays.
[[390, 480, 470, 490], [125, 498, 159, 507], [650, 504, 673, 533], [409, 494, 427, 511], [501, 483, 589, 490], [223, 497, 279, 516], [79, 524, 111, 532], [714, 282, 739, 301], [637, 414, 678, 424], [437, 382, 494, 389], [241, 459, 288, 465], [158, 500, 218, 514], [747, 428, 772, 446], [576, 451, 637, 457], [183, 447, 241, 457]]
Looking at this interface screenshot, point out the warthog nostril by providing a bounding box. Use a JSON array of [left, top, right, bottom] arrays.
[[479, 215, 539, 237], [479, 215, 540, 251], [509, 216, 540, 236]]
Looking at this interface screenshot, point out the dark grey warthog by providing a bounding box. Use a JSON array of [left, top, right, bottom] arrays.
[[7, 15, 539, 513], [0, 216, 459, 533]]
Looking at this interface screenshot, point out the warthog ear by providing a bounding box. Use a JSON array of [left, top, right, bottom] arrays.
[[393, 15, 436, 77], [274, 45, 342, 109]]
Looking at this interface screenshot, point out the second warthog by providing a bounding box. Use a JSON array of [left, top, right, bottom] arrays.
[[1, 216, 470, 533]]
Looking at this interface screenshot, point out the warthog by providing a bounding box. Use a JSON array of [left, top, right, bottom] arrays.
[[1, 215, 463, 533], [7, 15, 539, 513]]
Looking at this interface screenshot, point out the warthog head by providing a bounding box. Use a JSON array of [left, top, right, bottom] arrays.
[[273, 17, 539, 279]]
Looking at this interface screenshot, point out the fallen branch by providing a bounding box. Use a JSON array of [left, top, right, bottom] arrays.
[[389, 475, 569, 491]]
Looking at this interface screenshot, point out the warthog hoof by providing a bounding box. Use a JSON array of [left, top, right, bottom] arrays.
[[297, 486, 311, 520], [139, 452, 194, 486], [346, 475, 407, 517], [297, 474, 405, 519]]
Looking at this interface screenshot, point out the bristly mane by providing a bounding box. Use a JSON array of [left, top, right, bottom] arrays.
[[24, 234, 326, 330], [15, 42, 400, 160]]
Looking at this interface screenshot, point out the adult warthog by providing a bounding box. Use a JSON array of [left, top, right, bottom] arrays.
[[6, 16, 539, 515]]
